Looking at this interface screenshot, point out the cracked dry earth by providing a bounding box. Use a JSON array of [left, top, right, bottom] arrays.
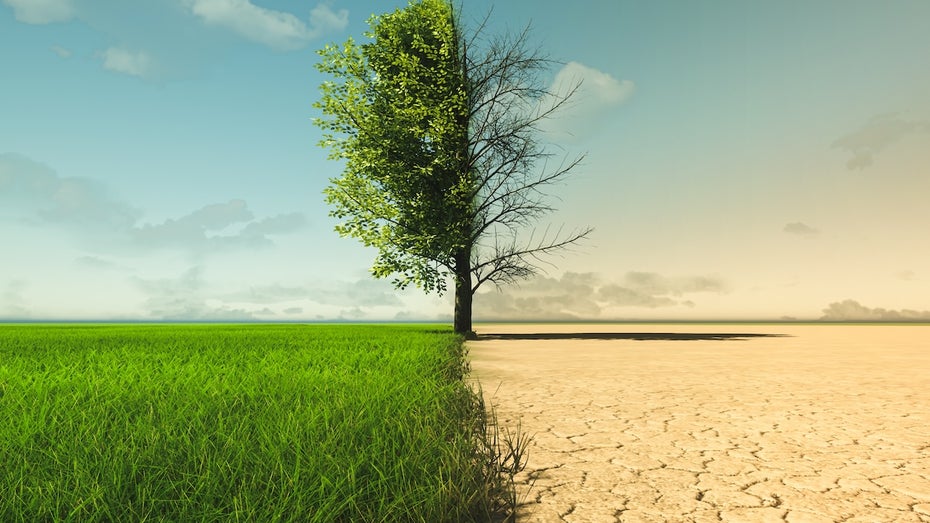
[[467, 324, 930, 522]]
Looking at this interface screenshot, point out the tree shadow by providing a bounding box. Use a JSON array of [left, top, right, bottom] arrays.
[[475, 332, 789, 341]]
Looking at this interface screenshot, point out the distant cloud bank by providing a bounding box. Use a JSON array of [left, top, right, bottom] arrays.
[[821, 299, 930, 321], [475, 271, 725, 320], [0, 152, 306, 255]]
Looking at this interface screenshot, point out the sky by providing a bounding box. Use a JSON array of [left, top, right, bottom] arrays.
[[2, 0, 930, 322]]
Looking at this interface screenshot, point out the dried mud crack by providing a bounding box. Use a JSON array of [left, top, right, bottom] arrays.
[[468, 324, 930, 522]]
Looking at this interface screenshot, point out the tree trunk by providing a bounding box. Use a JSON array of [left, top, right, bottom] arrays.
[[453, 248, 475, 338]]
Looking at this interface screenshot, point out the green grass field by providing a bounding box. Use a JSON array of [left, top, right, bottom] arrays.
[[0, 324, 510, 522]]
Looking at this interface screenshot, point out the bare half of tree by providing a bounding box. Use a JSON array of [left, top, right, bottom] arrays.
[[455, 19, 593, 331]]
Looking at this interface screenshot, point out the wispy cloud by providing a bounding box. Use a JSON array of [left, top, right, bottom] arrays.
[[130, 269, 404, 321], [475, 271, 725, 320], [2, 0, 74, 24], [783, 222, 820, 237], [228, 278, 402, 308], [833, 113, 930, 170], [183, 0, 348, 50], [1, 280, 30, 318], [821, 299, 930, 321], [73, 256, 122, 271], [132, 266, 264, 321], [50, 45, 72, 58], [101, 47, 153, 78]]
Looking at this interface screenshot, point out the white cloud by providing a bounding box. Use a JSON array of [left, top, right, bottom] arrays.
[[2, 0, 74, 24], [821, 299, 930, 321], [553, 62, 635, 106], [184, 0, 348, 50], [541, 62, 635, 141], [102, 47, 152, 78], [783, 222, 820, 237], [308, 2, 348, 32]]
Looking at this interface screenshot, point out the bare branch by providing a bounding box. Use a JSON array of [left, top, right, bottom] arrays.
[[471, 225, 593, 293]]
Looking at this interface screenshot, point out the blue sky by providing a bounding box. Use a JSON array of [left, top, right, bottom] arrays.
[[3, 0, 930, 322]]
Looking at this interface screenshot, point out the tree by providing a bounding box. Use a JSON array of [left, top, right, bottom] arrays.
[[314, 0, 591, 336]]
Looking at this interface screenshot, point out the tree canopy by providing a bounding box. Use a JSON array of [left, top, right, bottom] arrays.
[[314, 0, 591, 335]]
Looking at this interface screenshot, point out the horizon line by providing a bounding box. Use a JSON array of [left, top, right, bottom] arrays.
[[2, 319, 930, 325]]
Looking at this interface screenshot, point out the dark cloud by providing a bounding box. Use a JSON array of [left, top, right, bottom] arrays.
[[476, 272, 602, 321], [0, 153, 139, 230], [2, 153, 306, 255], [833, 113, 930, 170], [621, 271, 726, 296], [131, 200, 306, 252], [131, 203, 306, 252], [474, 271, 726, 320], [338, 307, 366, 320], [596, 285, 676, 308], [821, 299, 930, 321], [783, 222, 820, 237]]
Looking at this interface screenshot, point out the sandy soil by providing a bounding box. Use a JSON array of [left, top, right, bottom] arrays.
[[467, 323, 930, 522]]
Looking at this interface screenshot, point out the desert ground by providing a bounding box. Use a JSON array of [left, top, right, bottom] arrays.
[[468, 323, 930, 522]]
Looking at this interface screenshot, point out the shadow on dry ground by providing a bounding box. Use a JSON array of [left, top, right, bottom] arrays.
[[475, 332, 788, 341]]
